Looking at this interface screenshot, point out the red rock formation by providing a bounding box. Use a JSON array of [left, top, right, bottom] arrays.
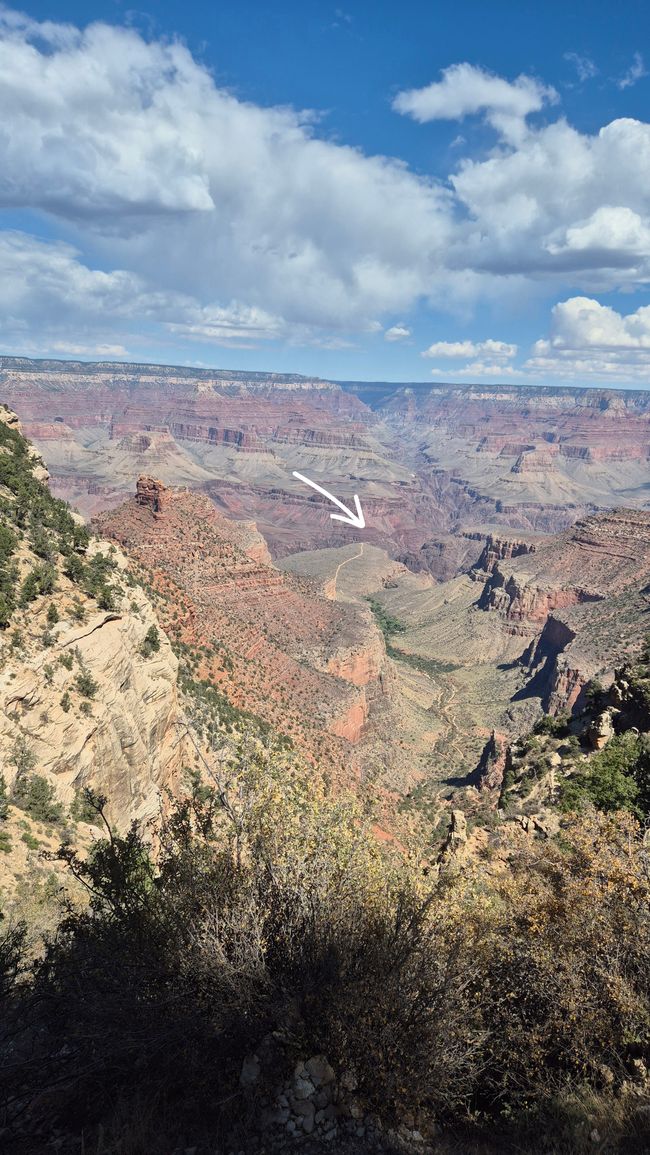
[[136, 475, 169, 516], [96, 482, 388, 783], [476, 731, 509, 794]]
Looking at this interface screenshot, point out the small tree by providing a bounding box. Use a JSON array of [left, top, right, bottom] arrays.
[[46, 603, 59, 626], [14, 773, 64, 824], [0, 773, 9, 821], [70, 787, 102, 824], [74, 668, 98, 699], [140, 625, 161, 658]]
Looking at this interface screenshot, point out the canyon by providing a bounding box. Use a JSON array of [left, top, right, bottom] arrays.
[[2, 357, 650, 839], [3, 358, 650, 576]]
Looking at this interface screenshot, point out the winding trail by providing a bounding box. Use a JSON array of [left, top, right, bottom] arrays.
[[332, 542, 365, 600]]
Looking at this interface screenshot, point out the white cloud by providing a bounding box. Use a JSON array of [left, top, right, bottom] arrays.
[[384, 324, 411, 341], [564, 53, 598, 83], [449, 117, 650, 287], [543, 296, 650, 351], [427, 360, 524, 380], [51, 342, 128, 357], [546, 205, 650, 258], [393, 63, 556, 143], [452, 361, 525, 378], [617, 52, 647, 90], [1, 9, 650, 370], [0, 8, 453, 342], [166, 303, 286, 345], [524, 296, 650, 381], [422, 338, 517, 358]]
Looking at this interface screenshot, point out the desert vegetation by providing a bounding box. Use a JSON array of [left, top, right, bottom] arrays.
[[1, 747, 649, 1153]]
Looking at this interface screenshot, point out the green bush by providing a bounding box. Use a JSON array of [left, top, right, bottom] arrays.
[[0, 774, 9, 822], [533, 712, 571, 738], [140, 624, 161, 658], [13, 773, 64, 825], [70, 787, 101, 824], [559, 731, 648, 815], [96, 584, 117, 611], [74, 668, 98, 699]]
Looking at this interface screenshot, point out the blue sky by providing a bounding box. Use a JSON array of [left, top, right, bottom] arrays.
[[3, 1, 650, 384]]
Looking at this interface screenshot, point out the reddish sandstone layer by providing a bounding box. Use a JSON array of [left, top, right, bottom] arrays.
[[5, 358, 650, 570], [96, 478, 387, 779]]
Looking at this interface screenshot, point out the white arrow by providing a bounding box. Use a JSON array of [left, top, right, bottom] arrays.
[[292, 470, 365, 529]]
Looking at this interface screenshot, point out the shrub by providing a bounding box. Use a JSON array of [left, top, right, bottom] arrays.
[[70, 598, 86, 623], [140, 625, 161, 658], [2, 755, 650, 1153], [0, 774, 8, 821], [10, 735, 37, 779], [533, 712, 570, 738], [0, 593, 13, 628], [96, 584, 117, 611], [46, 603, 59, 626], [559, 731, 647, 815], [74, 668, 98, 699], [58, 651, 74, 670], [13, 773, 64, 825], [60, 691, 71, 713]]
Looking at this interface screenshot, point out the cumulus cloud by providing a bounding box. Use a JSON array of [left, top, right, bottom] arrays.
[[427, 360, 524, 380], [2, 8, 650, 371], [524, 296, 650, 381], [0, 8, 454, 342], [384, 324, 411, 341], [452, 361, 524, 377], [393, 63, 556, 143], [422, 338, 517, 358], [450, 117, 650, 287], [0, 231, 291, 352]]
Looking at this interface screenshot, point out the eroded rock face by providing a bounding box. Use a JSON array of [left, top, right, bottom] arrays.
[[471, 534, 537, 580], [136, 474, 169, 516], [476, 731, 509, 793], [0, 546, 183, 827], [438, 809, 468, 867]]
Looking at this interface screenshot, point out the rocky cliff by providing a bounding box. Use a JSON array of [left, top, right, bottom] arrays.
[[0, 409, 185, 835], [476, 509, 650, 713]]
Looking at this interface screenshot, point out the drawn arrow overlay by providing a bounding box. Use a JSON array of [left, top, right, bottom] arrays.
[[292, 471, 366, 529]]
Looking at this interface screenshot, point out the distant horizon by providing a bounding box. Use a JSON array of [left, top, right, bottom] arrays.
[[4, 351, 650, 397]]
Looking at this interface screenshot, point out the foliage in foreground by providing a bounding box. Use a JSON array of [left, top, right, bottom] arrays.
[[0, 747, 649, 1152]]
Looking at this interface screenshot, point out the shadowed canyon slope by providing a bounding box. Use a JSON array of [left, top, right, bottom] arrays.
[[4, 358, 650, 575]]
